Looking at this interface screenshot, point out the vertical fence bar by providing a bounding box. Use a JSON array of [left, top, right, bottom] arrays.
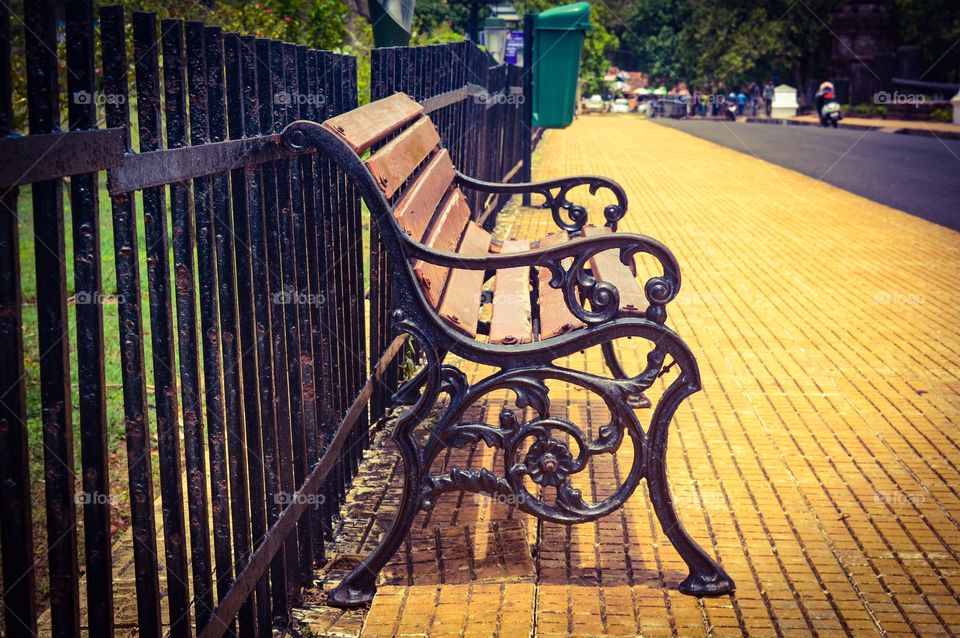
[[280, 41, 314, 586], [225, 31, 273, 638], [267, 37, 302, 606], [304, 49, 331, 551], [255, 37, 294, 621], [161, 17, 217, 632], [24, 0, 80, 633], [293, 44, 325, 568], [315, 50, 341, 540], [0, 3, 37, 635], [243, 34, 286, 632], [185, 20, 236, 612], [329, 51, 348, 514], [100, 6, 164, 636], [522, 14, 534, 205], [132, 14, 193, 637], [64, 1, 112, 635], [368, 48, 387, 425], [345, 52, 363, 471], [345, 57, 368, 456], [300, 47, 325, 566], [336, 51, 353, 499], [204, 26, 258, 637]]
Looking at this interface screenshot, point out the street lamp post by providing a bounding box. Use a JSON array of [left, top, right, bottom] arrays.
[[482, 17, 508, 64]]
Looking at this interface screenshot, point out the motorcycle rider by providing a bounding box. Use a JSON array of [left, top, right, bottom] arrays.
[[815, 81, 842, 127], [815, 81, 834, 114]]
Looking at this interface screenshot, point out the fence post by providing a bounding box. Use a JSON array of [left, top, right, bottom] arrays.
[[522, 13, 534, 206]]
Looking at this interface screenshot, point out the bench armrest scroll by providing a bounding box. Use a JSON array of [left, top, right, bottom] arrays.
[[401, 231, 679, 326], [454, 172, 628, 233]]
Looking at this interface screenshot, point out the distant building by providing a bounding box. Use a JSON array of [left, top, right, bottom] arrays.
[[828, 1, 896, 105]]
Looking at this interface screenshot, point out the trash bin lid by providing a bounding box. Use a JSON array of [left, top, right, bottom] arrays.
[[535, 1, 592, 31]]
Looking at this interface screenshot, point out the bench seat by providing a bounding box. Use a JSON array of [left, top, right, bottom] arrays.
[[431, 222, 645, 344]]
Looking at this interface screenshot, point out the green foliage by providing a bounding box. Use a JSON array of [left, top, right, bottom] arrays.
[[118, 0, 347, 49], [339, 16, 375, 104], [267, 0, 349, 49], [893, 0, 960, 83], [930, 107, 953, 123], [411, 21, 467, 45], [622, 0, 693, 86], [620, 0, 959, 96], [580, 5, 619, 96], [849, 103, 887, 118], [414, 0, 478, 39]]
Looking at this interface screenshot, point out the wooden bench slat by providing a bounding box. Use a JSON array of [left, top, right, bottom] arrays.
[[582, 226, 645, 316], [413, 188, 472, 308], [323, 92, 423, 153], [366, 117, 441, 199], [437, 222, 492, 338], [394, 149, 455, 242], [536, 232, 585, 339], [488, 240, 533, 345]]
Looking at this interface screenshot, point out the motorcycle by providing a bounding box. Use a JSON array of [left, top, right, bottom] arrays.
[[724, 95, 737, 121], [819, 90, 842, 128]]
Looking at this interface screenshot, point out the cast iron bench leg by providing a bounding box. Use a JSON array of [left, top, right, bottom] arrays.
[[326, 394, 424, 608], [645, 394, 735, 596]]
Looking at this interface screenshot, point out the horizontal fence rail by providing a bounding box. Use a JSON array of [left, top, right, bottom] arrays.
[[0, 2, 526, 635]]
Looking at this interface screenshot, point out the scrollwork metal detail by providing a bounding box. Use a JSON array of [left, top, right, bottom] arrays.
[[417, 362, 661, 524], [453, 172, 628, 233]]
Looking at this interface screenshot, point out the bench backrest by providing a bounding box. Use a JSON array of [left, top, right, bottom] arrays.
[[323, 93, 491, 311]]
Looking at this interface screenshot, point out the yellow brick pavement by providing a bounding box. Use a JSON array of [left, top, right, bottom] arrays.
[[300, 116, 960, 637]]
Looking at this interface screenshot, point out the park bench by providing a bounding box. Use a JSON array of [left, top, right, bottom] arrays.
[[282, 92, 735, 607]]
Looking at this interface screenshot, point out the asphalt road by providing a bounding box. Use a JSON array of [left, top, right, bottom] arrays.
[[652, 119, 960, 231]]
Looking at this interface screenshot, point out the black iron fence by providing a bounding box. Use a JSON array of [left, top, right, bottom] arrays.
[[0, 2, 525, 637]]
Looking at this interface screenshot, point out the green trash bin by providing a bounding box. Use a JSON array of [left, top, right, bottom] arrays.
[[532, 2, 592, 128]]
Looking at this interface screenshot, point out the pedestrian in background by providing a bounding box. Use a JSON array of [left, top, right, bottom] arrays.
[[762, 80, 775, 117], [749, 82, 761, 116], [736, 90, 747, 115]]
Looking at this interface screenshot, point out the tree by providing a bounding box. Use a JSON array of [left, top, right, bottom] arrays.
[[410, 0, 469, 44], [622, 0, 693, 86], [579, 4, 620, 96], [894, 0, 960, 83]]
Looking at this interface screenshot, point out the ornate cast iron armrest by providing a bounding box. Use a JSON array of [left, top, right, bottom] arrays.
[[400, 231, 680, 326], [454, 171, 628, 233]]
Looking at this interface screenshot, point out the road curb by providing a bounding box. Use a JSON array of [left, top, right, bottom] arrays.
[[743, 116, 960, 140]]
